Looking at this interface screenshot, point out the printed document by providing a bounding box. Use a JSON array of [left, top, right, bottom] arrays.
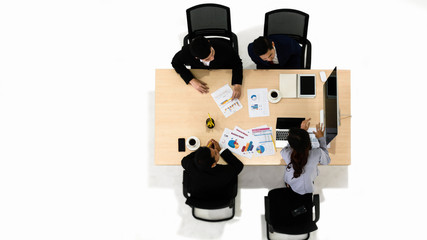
[[247, 88, 270, 118], [211, 84, 242, 118], [219, 125, 277, 159]]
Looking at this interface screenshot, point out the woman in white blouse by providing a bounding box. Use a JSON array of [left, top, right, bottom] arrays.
[[280, 118, 331, 195]]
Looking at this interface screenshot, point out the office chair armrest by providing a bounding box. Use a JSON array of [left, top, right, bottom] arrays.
[[183, 34, 190, 46], [313, 194, 320, 222], [182, 171, 190, 198], [305, 39, 312, 69], [231, 32, 239, 53], [264, 196, 271, 222]]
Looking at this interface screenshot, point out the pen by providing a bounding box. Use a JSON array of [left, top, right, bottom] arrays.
[[207, 113, 214, 128], [221, 97, 232, 105], [207, 141, 213, 148], [271, 134, 277, 152]]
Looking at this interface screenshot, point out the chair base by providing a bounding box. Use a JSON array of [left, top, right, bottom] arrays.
[[267, 223, 310, 240], [192, 203, 235, 222]]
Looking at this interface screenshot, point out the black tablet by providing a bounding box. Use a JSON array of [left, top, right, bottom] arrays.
[[298, 74, 316, 98]]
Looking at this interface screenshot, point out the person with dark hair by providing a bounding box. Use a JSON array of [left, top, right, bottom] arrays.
[[181, 139, 243, 201], [172, 36, 243, 99], [280, 118, 331, 195], [247, 35, 302, 69]]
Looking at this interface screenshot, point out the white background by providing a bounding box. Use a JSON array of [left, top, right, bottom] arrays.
[[1, 0, 426, 239]]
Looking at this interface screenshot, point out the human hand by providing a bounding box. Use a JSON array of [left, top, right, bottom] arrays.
[[207, 139, 221, 152], [300, 118, 311, 131], [189, 78, 209, 94], [313, 123, 325, 139], [232, 84, 242, 99]]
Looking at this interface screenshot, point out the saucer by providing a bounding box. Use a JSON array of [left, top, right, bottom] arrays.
[[186, 136, 200, 151], [268, 89, 281, 103]]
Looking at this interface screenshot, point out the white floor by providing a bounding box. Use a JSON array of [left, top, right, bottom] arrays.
[[1, 0, 427, 239]]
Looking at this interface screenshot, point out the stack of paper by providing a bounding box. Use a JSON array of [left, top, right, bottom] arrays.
[[218, 125, 276, 159]]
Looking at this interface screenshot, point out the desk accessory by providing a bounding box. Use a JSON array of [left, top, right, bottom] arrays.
[[206, 113, 215, 129], [319, 71, 327, 82], [186, 136, 200, 151], [268, 89, 281, 103]]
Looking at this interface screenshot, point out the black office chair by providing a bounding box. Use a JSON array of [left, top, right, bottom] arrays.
[[183, 3, 239, 53], [182, 170, 237, 222], [264, 187, 320, 240], [264, 9, 312, 69]]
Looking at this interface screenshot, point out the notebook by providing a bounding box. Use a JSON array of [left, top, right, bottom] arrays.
[[279, 74, 298, 98]]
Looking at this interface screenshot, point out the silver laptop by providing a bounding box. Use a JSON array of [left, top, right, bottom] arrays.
[[275, 118, 320, 149]]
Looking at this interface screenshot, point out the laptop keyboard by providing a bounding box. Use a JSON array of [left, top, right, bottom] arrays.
[[276, 131, 289, 141]]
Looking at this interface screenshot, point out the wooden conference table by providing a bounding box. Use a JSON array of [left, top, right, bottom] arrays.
[[155, 69, 351, 165]]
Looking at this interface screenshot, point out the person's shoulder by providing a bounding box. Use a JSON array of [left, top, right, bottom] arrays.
[[177, 44, 191, 54], [281, 146, 293, 154], [247, 41, 254, 50], [181, 151, 196, 168], [308, 148, 327, 162]]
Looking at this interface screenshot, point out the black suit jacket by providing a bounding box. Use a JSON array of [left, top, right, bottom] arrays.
[[181, 149, 244, 202], [171, 40, 243, 86], [248, 34, 302, 69]]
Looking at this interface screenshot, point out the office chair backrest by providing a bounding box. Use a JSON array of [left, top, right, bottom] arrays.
[[186, 3, 232, 37], [264, 9, 309, 40], [184, 4, 238, 53]]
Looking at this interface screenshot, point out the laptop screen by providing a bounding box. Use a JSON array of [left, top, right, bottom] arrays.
[[276, 118, 305, 129]]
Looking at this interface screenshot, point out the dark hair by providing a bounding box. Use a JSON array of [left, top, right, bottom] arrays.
[[194, 147, 215, 170], [190, 36, 212, 59], [287, 128, 312, 178], [253, 36, 273, 56]]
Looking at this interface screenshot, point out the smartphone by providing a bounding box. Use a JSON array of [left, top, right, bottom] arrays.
[[291, 205, 307, 217], [178, 138, 185, 152]]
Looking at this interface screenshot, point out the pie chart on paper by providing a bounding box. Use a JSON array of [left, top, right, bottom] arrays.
[[256, 145, 265, 154], [228, 140, 239, 149]]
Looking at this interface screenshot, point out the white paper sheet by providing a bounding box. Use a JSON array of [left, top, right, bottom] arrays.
[[211, 84, 242, 118], [219, 125, 276, 159], [251, 126, 276, 157], [219, 128, 253, 159], [247, 88, 270, 118]]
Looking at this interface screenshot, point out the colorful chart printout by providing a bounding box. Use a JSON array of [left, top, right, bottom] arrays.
[[211, 84, 243, 118], [247, 88, 270, 118]]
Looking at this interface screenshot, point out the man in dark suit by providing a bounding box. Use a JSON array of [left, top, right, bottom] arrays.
[[181, 139, 243, 203], [247, 35, 302, 69], [172, 36, 243, 99]]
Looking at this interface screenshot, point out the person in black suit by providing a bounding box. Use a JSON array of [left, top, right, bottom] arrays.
[[172, 36, 243, 99], [248, 35, 302, 69], [181, 139, 243, 203]]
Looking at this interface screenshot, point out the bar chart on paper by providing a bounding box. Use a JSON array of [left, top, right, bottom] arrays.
[[211, 84, 242, 118]]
